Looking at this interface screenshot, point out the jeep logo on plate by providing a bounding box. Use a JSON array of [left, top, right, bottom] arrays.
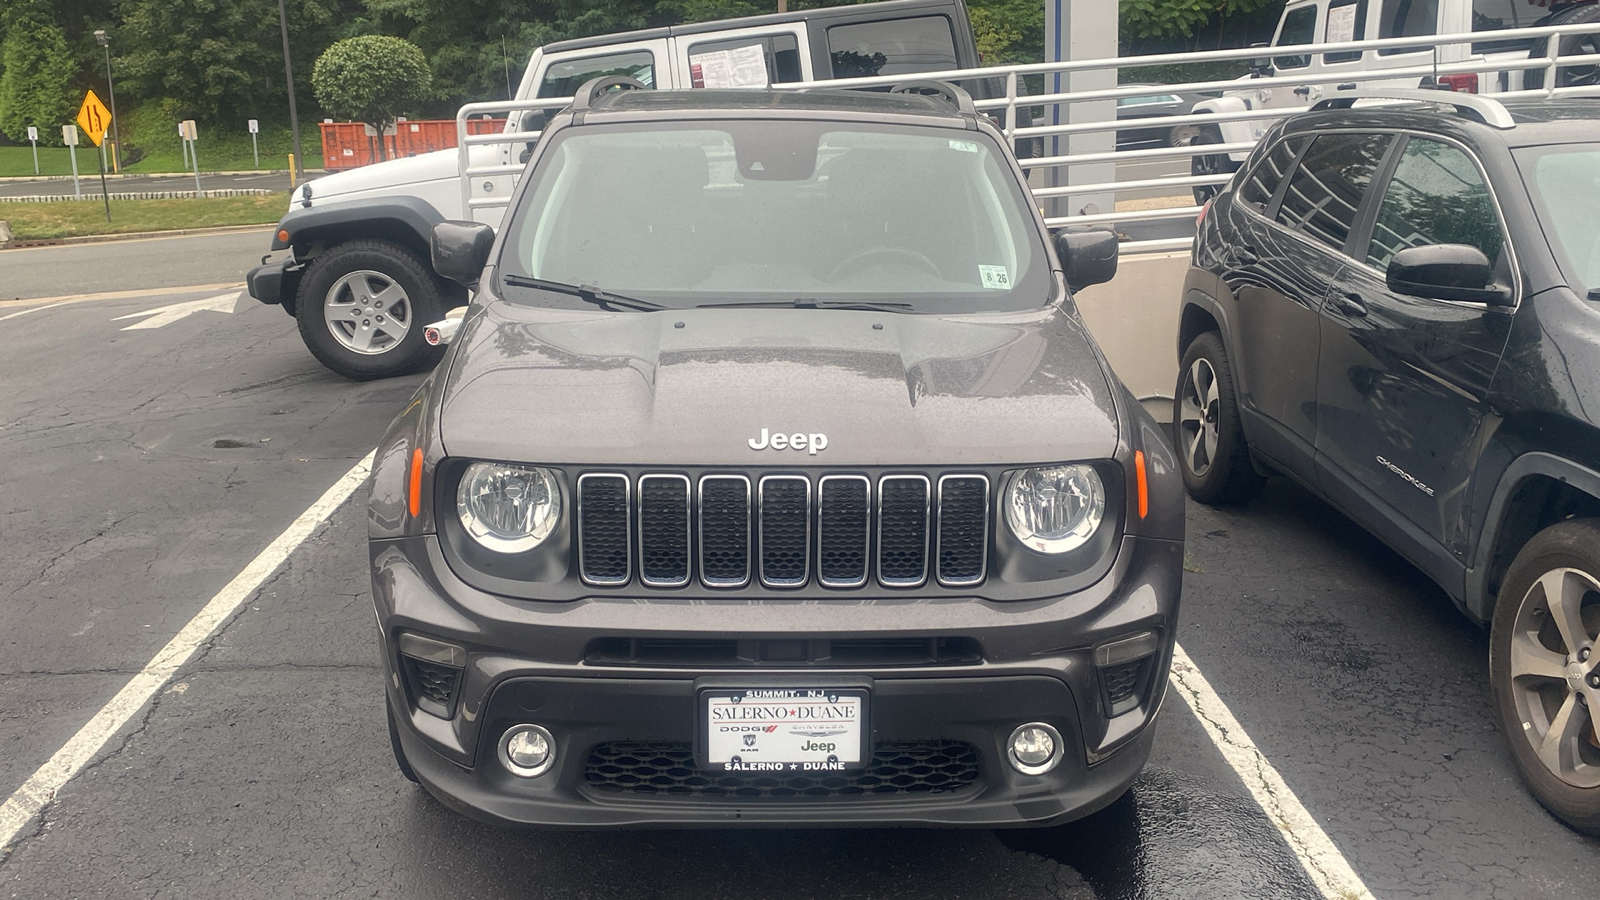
[[748, 428, 828, 455]]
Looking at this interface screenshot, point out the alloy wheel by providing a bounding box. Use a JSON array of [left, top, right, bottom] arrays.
[[1178, 358, 1221, 478], [1509, 567, 1600, 788], [323, 269, 413, 355]]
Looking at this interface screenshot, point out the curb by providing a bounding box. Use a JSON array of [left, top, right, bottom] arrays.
[[0, 189, 276, 203], [0, 169, 327, 183], [0, 222, 275, 250]]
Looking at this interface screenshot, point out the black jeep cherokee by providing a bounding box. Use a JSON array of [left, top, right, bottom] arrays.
[[367, 79, 1184, 828], [1179, 88, 1600, 832]]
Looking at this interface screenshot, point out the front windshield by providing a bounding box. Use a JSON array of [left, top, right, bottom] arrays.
[[1516, 144, 1600, 295], [499, 120, 1050, 311]]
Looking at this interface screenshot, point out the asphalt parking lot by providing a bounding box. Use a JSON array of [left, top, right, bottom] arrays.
[[0, 233, 1596, 898]]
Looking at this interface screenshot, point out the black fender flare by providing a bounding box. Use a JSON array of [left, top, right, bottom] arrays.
[[1466, 452, 1600, 622], [1177, 287, 1234, 363], [271, 195, 446, 252]]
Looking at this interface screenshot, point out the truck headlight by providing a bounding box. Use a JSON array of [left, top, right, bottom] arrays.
[[1004, 464, 1105, 554], [457, 462, 561, 553]]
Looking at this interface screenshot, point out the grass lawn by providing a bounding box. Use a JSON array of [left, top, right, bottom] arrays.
[[0, 144, 325, 178], [0, 193, 286, 240]]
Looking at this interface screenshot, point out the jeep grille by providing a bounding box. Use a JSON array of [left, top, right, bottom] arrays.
[[576, 472, 990, 590]]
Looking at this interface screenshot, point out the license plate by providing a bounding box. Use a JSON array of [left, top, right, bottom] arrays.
[[701, 688, 869, 773]]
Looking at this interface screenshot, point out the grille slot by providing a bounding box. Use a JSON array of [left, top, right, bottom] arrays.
[[817, 475, 870, 588], [638, 475, 691, 587], [577, 474, 630, 586], [584, 636, 983, 667], [877, 475, 931, 587], [936, 475, 989, 586], [584, 740, 980, 799], [698, 476, 751, 587], [1101, 658, 1151, 717], [400, 656, 462, 719], [759, 476, 810, 587]]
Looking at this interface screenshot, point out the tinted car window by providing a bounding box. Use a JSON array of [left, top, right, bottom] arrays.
[[1239, 136, 1309, 211], [1379, 0, 1439, 55], [1515, 143, 1600, 294], [502, 122, 1048, 311], [539, 50, 655, 97], [688, 34, 802, 86], [1366, 137, 1503, 272], [1275, 132, 1392, 251], [828, 17, 958, 78], [1275, 6, 1318, 69]]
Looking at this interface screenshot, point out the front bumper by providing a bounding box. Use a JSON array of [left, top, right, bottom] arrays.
[[373, 533, 1182, 828]]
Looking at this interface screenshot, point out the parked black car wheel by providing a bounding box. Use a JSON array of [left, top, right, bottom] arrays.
[[1491, 518, 1600, 834], [295, 240, 447, 381], [388, 704, 420, 784], [1175, 332, 1264, 505], [1188, 128, 1239, 206]]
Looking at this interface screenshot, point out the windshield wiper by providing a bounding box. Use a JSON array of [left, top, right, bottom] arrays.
[[697, 299, 918, 313], [502, 275, 666, 312]]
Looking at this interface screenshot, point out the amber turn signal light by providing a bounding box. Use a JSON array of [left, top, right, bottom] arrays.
[[408, 447, 424, 517], [1134, 451, 1148, 519]]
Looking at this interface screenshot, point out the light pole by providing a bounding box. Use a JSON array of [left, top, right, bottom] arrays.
[[276, 0, 305, 182], [93, 29, 122, 171]]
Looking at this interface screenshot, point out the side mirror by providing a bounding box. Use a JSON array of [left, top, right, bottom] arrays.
[[431, 220, 495, 287], [424, 306, 468, 347], [1249, 42, 1274, 76], [1055, 229, 1119, 292], [1386, 244, 1512, 305]]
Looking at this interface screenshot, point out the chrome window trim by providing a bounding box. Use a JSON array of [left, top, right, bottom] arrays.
[[698, 474, 752, 589], [758, 474, 812, 588], [576, 472, 631, 587], [877, 474, 931, 588], [817, 474, 871, 589], [935, 473, 990, 587], [638, 473, 692, 588]]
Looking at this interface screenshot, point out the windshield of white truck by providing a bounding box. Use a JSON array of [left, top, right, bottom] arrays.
[[499, 120, 1052, 313]]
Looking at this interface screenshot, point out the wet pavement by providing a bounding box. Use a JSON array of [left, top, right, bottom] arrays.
[[0, 234, 1595, 898]]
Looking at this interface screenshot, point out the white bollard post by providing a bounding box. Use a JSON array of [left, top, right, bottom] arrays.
[[181, 120, 202, 196], [249, 118, 260, 169], [27, 126, 39, 175], [62, 125, 82, 199]]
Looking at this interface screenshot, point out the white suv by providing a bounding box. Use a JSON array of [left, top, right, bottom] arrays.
[[1188, 0, 1600, 200]]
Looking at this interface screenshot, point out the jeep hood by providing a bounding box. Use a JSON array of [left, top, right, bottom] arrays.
[[436, 300, 1121, 467], [304, 148, 460, 202]]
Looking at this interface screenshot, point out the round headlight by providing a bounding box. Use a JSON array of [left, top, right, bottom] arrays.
[[457, 463, 561, 553], [1005, 464, 1106, 554]]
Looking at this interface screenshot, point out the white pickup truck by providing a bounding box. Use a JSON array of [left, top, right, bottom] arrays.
[[1185, 0, 1600, 202], [248, 0, 1013, 379]]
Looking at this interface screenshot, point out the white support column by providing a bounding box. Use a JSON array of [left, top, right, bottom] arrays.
[[1044, 0, 1118, 221]]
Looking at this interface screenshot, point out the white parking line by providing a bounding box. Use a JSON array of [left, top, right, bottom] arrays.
[[0, 282, 246, 311], [1171, 643, 1374, 900], [0, 451, 375, 857]]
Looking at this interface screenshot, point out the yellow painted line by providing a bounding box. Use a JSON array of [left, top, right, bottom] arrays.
[[0, 282, 246, 312]]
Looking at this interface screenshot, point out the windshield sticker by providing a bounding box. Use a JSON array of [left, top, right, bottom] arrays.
[[948, 140, 980, 153], [979, 265, 1011, 289], [689, 45, 769, 89]]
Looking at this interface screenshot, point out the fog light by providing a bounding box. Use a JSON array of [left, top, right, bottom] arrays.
[[1007, 722, 1063, 775], [498, 724, 556, 778]]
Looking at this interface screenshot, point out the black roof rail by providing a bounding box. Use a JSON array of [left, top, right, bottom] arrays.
[[1311, 88, 1515, 130], [889, 79, 976, 116], [572, 75, 649, 110]]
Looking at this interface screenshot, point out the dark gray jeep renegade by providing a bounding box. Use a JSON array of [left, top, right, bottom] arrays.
[[366, 79, 1183, 828]]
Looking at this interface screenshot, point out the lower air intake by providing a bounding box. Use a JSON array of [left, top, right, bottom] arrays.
[[584, 740, 980, 799]]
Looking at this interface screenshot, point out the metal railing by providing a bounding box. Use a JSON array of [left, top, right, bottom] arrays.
[[456, 20, 1600, 253]]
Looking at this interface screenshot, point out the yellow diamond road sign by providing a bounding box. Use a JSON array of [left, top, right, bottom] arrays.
[[77, 90, 112, 147]]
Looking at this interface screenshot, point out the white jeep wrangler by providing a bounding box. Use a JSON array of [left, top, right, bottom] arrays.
[[248, 0, 1011, 379], [1187, 0, 1600, 202]]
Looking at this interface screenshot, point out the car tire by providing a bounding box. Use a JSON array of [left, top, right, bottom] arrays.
[[1188, 127, 1239, 206], [388, 704, 420, 784], [294, 240, 448, 381], [1526, 4, 1600, 89], [1174, 332, 1264, 505], [1490, 518, 1600, 834]]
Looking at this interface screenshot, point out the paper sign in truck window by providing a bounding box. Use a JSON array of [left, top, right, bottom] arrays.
[[689, 44, 770, 89]]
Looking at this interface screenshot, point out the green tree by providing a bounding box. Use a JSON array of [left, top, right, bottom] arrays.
[[0, 14, 79, 145], [113, 0, 344, 126], [312, 34, 430, 158], [1121, 0, 1281, 47]]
